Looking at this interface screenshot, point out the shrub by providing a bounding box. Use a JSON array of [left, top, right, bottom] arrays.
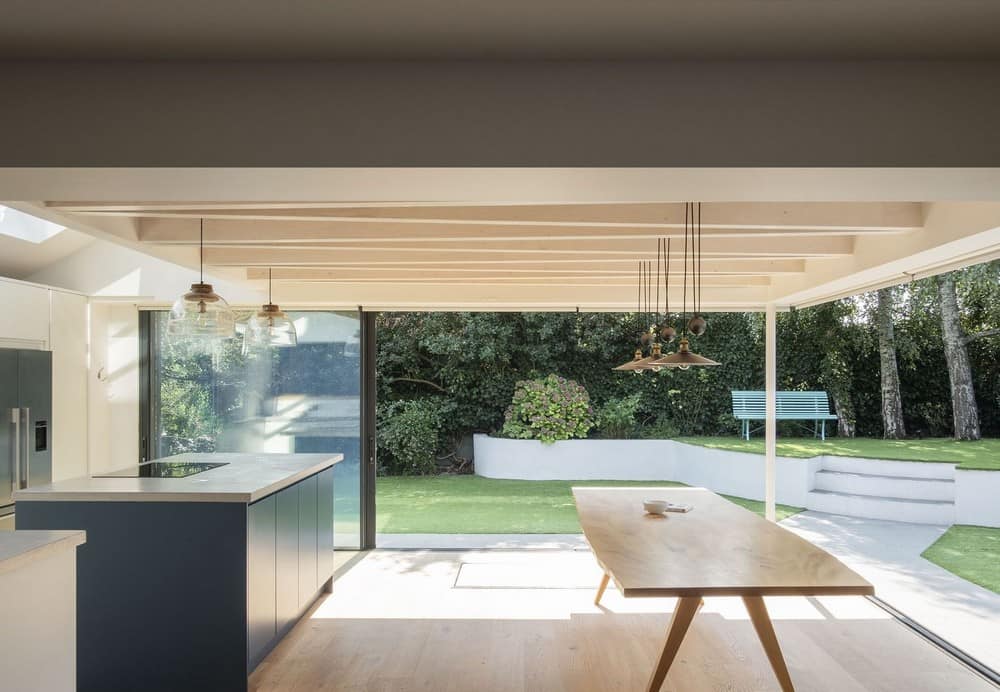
[[595, 394, 642, 439], [501, 374, 594, 444], [377, 399, 445, 475], [638, 416, 681, 440]]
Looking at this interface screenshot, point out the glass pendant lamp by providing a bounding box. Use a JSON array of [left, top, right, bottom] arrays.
[[167, 219, 236, 339], [244, 268, 298, 351]]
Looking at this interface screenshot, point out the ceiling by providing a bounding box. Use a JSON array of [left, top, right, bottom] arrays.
[[10, 198, 952, 310], [2, 2, 1000, 59], [9, 169, 1000, 311]]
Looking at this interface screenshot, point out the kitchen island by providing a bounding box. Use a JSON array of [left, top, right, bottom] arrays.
[[15, 452, 343, 692]]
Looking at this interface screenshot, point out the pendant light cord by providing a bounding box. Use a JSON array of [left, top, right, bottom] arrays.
[[665, 238, 670, 315], [682, 202, 689, 334], [268, 267, 273, 304], [199, 218, 205, 284], [697, 202, 702, 315]]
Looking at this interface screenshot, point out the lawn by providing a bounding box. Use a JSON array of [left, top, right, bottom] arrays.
[[921, 525, 1000, 595], [375, 475, 803, 534], [677, 437, 1000, 471]]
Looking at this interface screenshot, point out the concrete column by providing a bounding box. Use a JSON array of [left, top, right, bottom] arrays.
[[765, 302, 777, 522]]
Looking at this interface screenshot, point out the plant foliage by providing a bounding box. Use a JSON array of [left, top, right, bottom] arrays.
[[501, 375, 594, 443]]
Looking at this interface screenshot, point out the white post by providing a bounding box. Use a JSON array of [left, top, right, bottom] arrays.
[[765, 302, 777, 522]]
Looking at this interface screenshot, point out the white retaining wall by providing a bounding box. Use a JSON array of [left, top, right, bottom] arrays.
[[955, 470, 1000, 527], [472, 435, 1000, 527], [472, 435, 821, 507]]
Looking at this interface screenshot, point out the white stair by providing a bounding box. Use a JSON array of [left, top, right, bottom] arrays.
[[806, 456, 956, 525], [814, 469, 955, 501]]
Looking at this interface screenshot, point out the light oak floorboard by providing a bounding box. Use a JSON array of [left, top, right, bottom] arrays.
[[249, 550, 993, 692]]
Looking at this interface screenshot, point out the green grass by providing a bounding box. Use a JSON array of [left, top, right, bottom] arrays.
[[375, 475, 802, 534], [921, 525, 1000, 595], [677, 437, 1000, 471]]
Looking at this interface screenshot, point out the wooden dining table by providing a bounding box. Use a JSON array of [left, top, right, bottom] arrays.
[[573, 487, 875, 692]]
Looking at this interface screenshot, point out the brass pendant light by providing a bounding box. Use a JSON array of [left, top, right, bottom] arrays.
[[167, 219, 236, 340], [653, 203, 719, 370], [613, 259, 663, 371]]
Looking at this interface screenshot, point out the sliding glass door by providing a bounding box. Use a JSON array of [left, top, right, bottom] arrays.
[[142, 310, 366, 549]]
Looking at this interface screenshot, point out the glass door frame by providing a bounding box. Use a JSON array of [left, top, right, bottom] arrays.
[[138, 307, 377, 550]]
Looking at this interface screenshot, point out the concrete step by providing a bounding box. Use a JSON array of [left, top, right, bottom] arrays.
[[820, 456, 955, 480], [805, 489, 955, 525], [814, 469, 955, 502]]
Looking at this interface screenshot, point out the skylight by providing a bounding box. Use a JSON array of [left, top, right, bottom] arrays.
[[0, 206, 66, 243]]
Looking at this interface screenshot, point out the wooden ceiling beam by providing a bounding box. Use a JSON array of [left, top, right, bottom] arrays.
[[66, 201, 923, 231], [193, 236, 851, 257], [267, 282, 773, 311], [206, 248, 806, 272], [245, 268, 770, 286]]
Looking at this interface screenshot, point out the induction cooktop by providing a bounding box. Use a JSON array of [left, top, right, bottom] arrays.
[[93, 461, 228, 479]]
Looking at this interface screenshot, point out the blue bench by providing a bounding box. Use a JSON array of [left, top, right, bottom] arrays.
[[731, 390, 838, 440]]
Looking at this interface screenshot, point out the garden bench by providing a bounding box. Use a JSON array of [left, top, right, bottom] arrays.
[[730, 390, 838, 441]]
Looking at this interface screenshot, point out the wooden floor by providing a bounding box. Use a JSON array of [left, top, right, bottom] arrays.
[[249, 550, 995, 692]]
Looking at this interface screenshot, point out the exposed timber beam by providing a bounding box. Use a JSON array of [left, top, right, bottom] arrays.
[[188, 236, 851, 257], [205, 249, 805, 273], [771, 202, 1000, 307], [69, 201, 923, 231], [245, 268, 770, 286], [266, 282, 772, 311]]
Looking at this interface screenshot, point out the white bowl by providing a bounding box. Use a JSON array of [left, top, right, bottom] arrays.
[[643, 499, 669, 515]]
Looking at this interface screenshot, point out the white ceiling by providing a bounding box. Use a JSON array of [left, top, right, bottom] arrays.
[[0, 230, 94, 280], [6, 168, 1000, 311], [2, 2, 1000, 59]]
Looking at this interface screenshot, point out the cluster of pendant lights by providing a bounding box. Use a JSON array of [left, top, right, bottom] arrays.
[[613, 202, 719, 372], [166, 220, 298, 350]]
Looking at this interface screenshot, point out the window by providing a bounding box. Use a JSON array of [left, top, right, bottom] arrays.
[[145, 310, 363, 549]]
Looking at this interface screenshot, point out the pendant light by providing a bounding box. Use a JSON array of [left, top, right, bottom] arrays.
[[653, 203, 719, 370], [613, 260, 661, 371], [167, 219, 236, 339], [244, 268, 298, 350]]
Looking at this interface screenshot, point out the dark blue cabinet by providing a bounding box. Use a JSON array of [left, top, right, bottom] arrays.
[[248, 495, 276, 667], [247, 469, 336, 673], [298, 474, 319, 606], [275, 483, 299, 635], [16, 464, 338, 692], [317, 467, 335, 582]]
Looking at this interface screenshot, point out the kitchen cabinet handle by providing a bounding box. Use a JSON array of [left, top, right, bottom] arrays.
[[21, 408, 29, 489], [11, 408, 20, 493]]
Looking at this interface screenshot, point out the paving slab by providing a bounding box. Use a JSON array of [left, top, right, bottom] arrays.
[[781, 510, 1000, 673]]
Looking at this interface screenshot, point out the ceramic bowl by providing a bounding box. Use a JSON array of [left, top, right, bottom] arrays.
[[643, 499, 669, 515]]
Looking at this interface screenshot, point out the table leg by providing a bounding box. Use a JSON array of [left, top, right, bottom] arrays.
[[646, 596, 701, 692], [594, 572, 611, 605], [742, 595, 795, 692]]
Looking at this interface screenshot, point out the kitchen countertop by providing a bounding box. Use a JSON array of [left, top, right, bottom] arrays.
[[14, 453, 343, 504], [0, 530, 86, 576]]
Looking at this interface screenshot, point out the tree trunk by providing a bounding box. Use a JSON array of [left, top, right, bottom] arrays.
[[832, 394, 856, 438], [876, 287, 906, 439], [937, 273, 981, 440]]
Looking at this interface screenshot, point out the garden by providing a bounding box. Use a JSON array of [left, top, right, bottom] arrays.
[[375, 263, 1000, 594]]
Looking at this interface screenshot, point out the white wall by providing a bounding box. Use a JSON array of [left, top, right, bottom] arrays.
[[27, 238, 262, 305], [49, 291, 89, 481], [954, 470, 1000, 528], [473, 435, 821, 507], [0, 277, 89, 482], [87, 303, 140, 474]]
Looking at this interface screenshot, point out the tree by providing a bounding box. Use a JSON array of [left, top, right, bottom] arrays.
[[876, 287, 906, 439], [937, 272, 980, 440]]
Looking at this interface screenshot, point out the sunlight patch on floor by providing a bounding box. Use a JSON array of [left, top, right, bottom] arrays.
[[308, 549, 891, 624]]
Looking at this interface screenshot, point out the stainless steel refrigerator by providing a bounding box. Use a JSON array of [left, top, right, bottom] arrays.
[[0, 348, 52, 517]]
